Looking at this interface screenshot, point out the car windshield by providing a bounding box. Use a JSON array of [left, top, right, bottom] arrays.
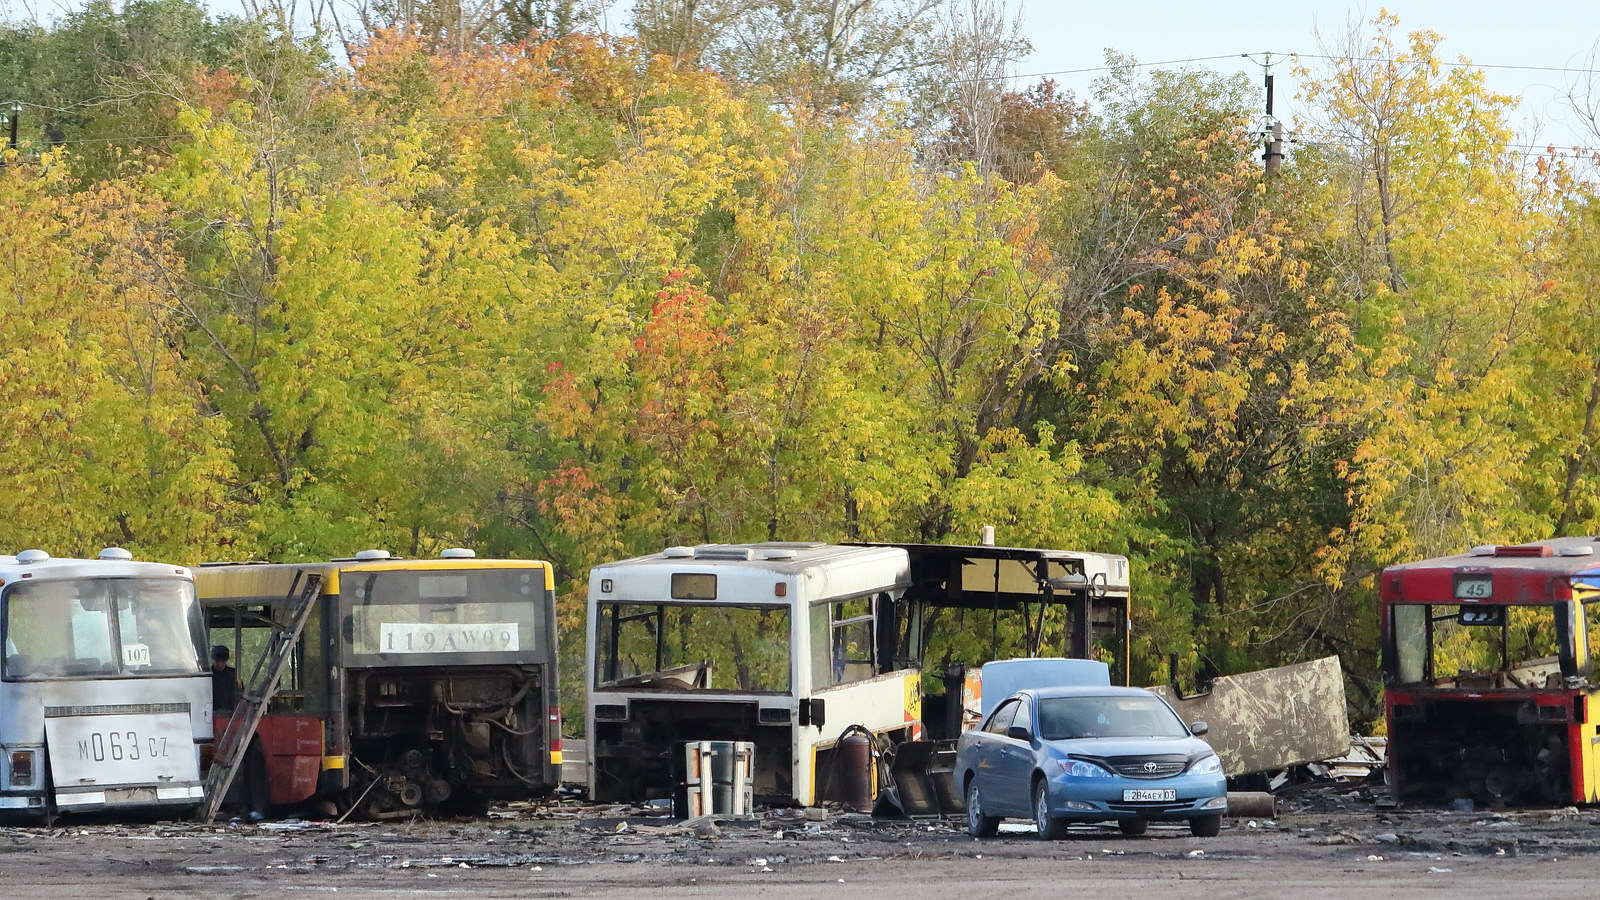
[[1036, 695, 1189, 740], [3, 577, 204, 679], [596, 602, 790, 693]]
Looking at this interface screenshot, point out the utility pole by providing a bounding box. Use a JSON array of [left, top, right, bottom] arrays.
[[1261, 54, 1284, 176], [5, 104, 17, 153]]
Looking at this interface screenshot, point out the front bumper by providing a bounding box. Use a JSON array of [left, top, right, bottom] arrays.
[[1044, 771, 1227, 821]]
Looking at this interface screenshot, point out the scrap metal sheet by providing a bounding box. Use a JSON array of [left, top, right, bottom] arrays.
[[1150, 656, 1349, 777]]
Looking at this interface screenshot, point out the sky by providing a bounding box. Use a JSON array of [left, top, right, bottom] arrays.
[[592, 0, 1600, 148], [11, 0, 1595, 146], [997, 0, 1600, 150]]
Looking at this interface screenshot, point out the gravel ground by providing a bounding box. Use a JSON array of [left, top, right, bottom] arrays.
[[3, 789, 1598, 898]]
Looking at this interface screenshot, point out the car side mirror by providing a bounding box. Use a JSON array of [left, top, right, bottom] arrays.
[[1006, 725, 1031, 741], [1189, 721, 1208, 736]]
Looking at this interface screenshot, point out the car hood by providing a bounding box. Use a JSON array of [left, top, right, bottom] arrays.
[[1042, 735, 1213, 759]]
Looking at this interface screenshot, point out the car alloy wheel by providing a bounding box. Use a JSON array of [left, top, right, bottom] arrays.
[[1033, 781, 1067, 840], [966, 781, 999, 838]]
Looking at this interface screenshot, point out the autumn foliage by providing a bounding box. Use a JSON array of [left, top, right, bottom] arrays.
[[3, 10, 1596, 723]]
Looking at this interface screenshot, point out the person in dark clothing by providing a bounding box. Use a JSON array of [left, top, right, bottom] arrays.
[[211, 645, 238, 712], [210, 644, 269, 821]]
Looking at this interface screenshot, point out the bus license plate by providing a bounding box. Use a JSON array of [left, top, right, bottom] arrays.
[[1123, 789, 1176, 802]]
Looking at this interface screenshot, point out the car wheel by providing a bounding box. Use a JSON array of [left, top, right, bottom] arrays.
[[1189, 813, 1223, 837], [1118, 818, 1148, 837], [1033, 780, 1068, 840], [966, 780, 1000, 838]]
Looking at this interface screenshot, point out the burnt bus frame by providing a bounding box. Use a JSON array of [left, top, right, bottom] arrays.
[[196, 561, 562, 805]]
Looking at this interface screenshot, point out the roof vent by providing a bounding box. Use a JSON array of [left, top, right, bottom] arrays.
[[98, 547, 134, 561], [440, 548, 476, 559], [1468, 545, 1496, 556], [1558, 546, 1595, 557], [694, 546, 755, 561], [15, 549, 48, 564], [354, 549, 392, 561], [761, 549, 797, 560], [1495, 544, 1553, 558], [663, 546, 694, 558]]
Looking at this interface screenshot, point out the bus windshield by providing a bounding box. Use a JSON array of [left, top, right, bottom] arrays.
[[3, 577, 204, 680], [596, 602, 790, 693], [345, 568, 543, 659]]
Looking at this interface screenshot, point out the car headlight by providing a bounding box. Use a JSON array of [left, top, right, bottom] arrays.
[[1189, 754, 1223, 776], [1056, 758, 1114, 778]]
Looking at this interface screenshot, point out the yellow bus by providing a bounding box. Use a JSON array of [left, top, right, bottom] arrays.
[[195, 549, 561, 817]]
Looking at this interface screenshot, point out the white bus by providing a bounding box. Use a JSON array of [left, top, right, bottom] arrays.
[[0, 549, 211, 819], [585, 541, 1130, 809]]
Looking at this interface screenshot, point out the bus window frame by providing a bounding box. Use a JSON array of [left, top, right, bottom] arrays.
[[595, 599, 793, 694], [205, 601, 323, 713], [809, 594, 879, 690], [1388, 599, 1580, 686]]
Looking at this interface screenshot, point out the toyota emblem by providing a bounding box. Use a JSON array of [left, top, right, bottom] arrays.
[[1143, 762, 1159, 772]]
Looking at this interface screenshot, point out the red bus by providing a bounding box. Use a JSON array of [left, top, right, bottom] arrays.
[[1381, 538, 1600, 806]]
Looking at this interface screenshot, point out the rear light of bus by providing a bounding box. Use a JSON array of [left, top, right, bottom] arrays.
[[548, 707, 562, 756], [10, 750, 33, 786]]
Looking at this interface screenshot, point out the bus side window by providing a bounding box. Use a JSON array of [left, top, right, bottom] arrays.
[[831, 598, 875, 685], [809, 603, 832, 689], [809, 597, 876, 689]]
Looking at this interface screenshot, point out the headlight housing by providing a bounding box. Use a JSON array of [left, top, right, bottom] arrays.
[[1189, 754, 1223, 776], [1056, 758, 1114, 778]]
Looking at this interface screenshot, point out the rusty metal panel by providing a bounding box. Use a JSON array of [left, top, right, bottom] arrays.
[[1150, 656, 1349, 776]]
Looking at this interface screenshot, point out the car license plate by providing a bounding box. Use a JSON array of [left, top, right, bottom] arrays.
[[1123, 789, 1177, 802]]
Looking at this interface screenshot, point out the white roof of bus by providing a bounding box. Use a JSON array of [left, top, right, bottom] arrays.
[[0, 552, 191, 580], [591, 543, 911, 604], [594, 542, 908, 576]]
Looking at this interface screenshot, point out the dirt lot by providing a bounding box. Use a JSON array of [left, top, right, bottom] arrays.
[[4, 791, 1598, 898]]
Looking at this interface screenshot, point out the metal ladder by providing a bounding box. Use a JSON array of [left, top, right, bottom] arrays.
[[197, 570, 323, 823]]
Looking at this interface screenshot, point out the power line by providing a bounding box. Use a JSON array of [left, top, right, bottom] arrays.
[[1286, 51, 1600, 77], [10, 44, 1600, 150]]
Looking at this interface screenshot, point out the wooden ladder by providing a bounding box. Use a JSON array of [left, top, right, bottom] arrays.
[[197, 570, 323, 823]]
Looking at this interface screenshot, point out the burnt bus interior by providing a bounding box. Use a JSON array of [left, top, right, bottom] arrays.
[[1385, 598, 1594, 806], [202, 563, 556, 817], [590, 595, 801, 804], [884, 544, 1131, 742], [590, 544, 1129, 807]]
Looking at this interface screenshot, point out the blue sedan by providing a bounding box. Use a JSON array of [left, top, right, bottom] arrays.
[[955, 685, 1228, 838]]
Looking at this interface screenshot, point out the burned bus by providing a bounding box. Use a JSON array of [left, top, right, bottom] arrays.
[[195, 550, 561, 817], [1382, 538, 1600, 806], [585, 542, 1130, 809], [0, 549, 211, 819]]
